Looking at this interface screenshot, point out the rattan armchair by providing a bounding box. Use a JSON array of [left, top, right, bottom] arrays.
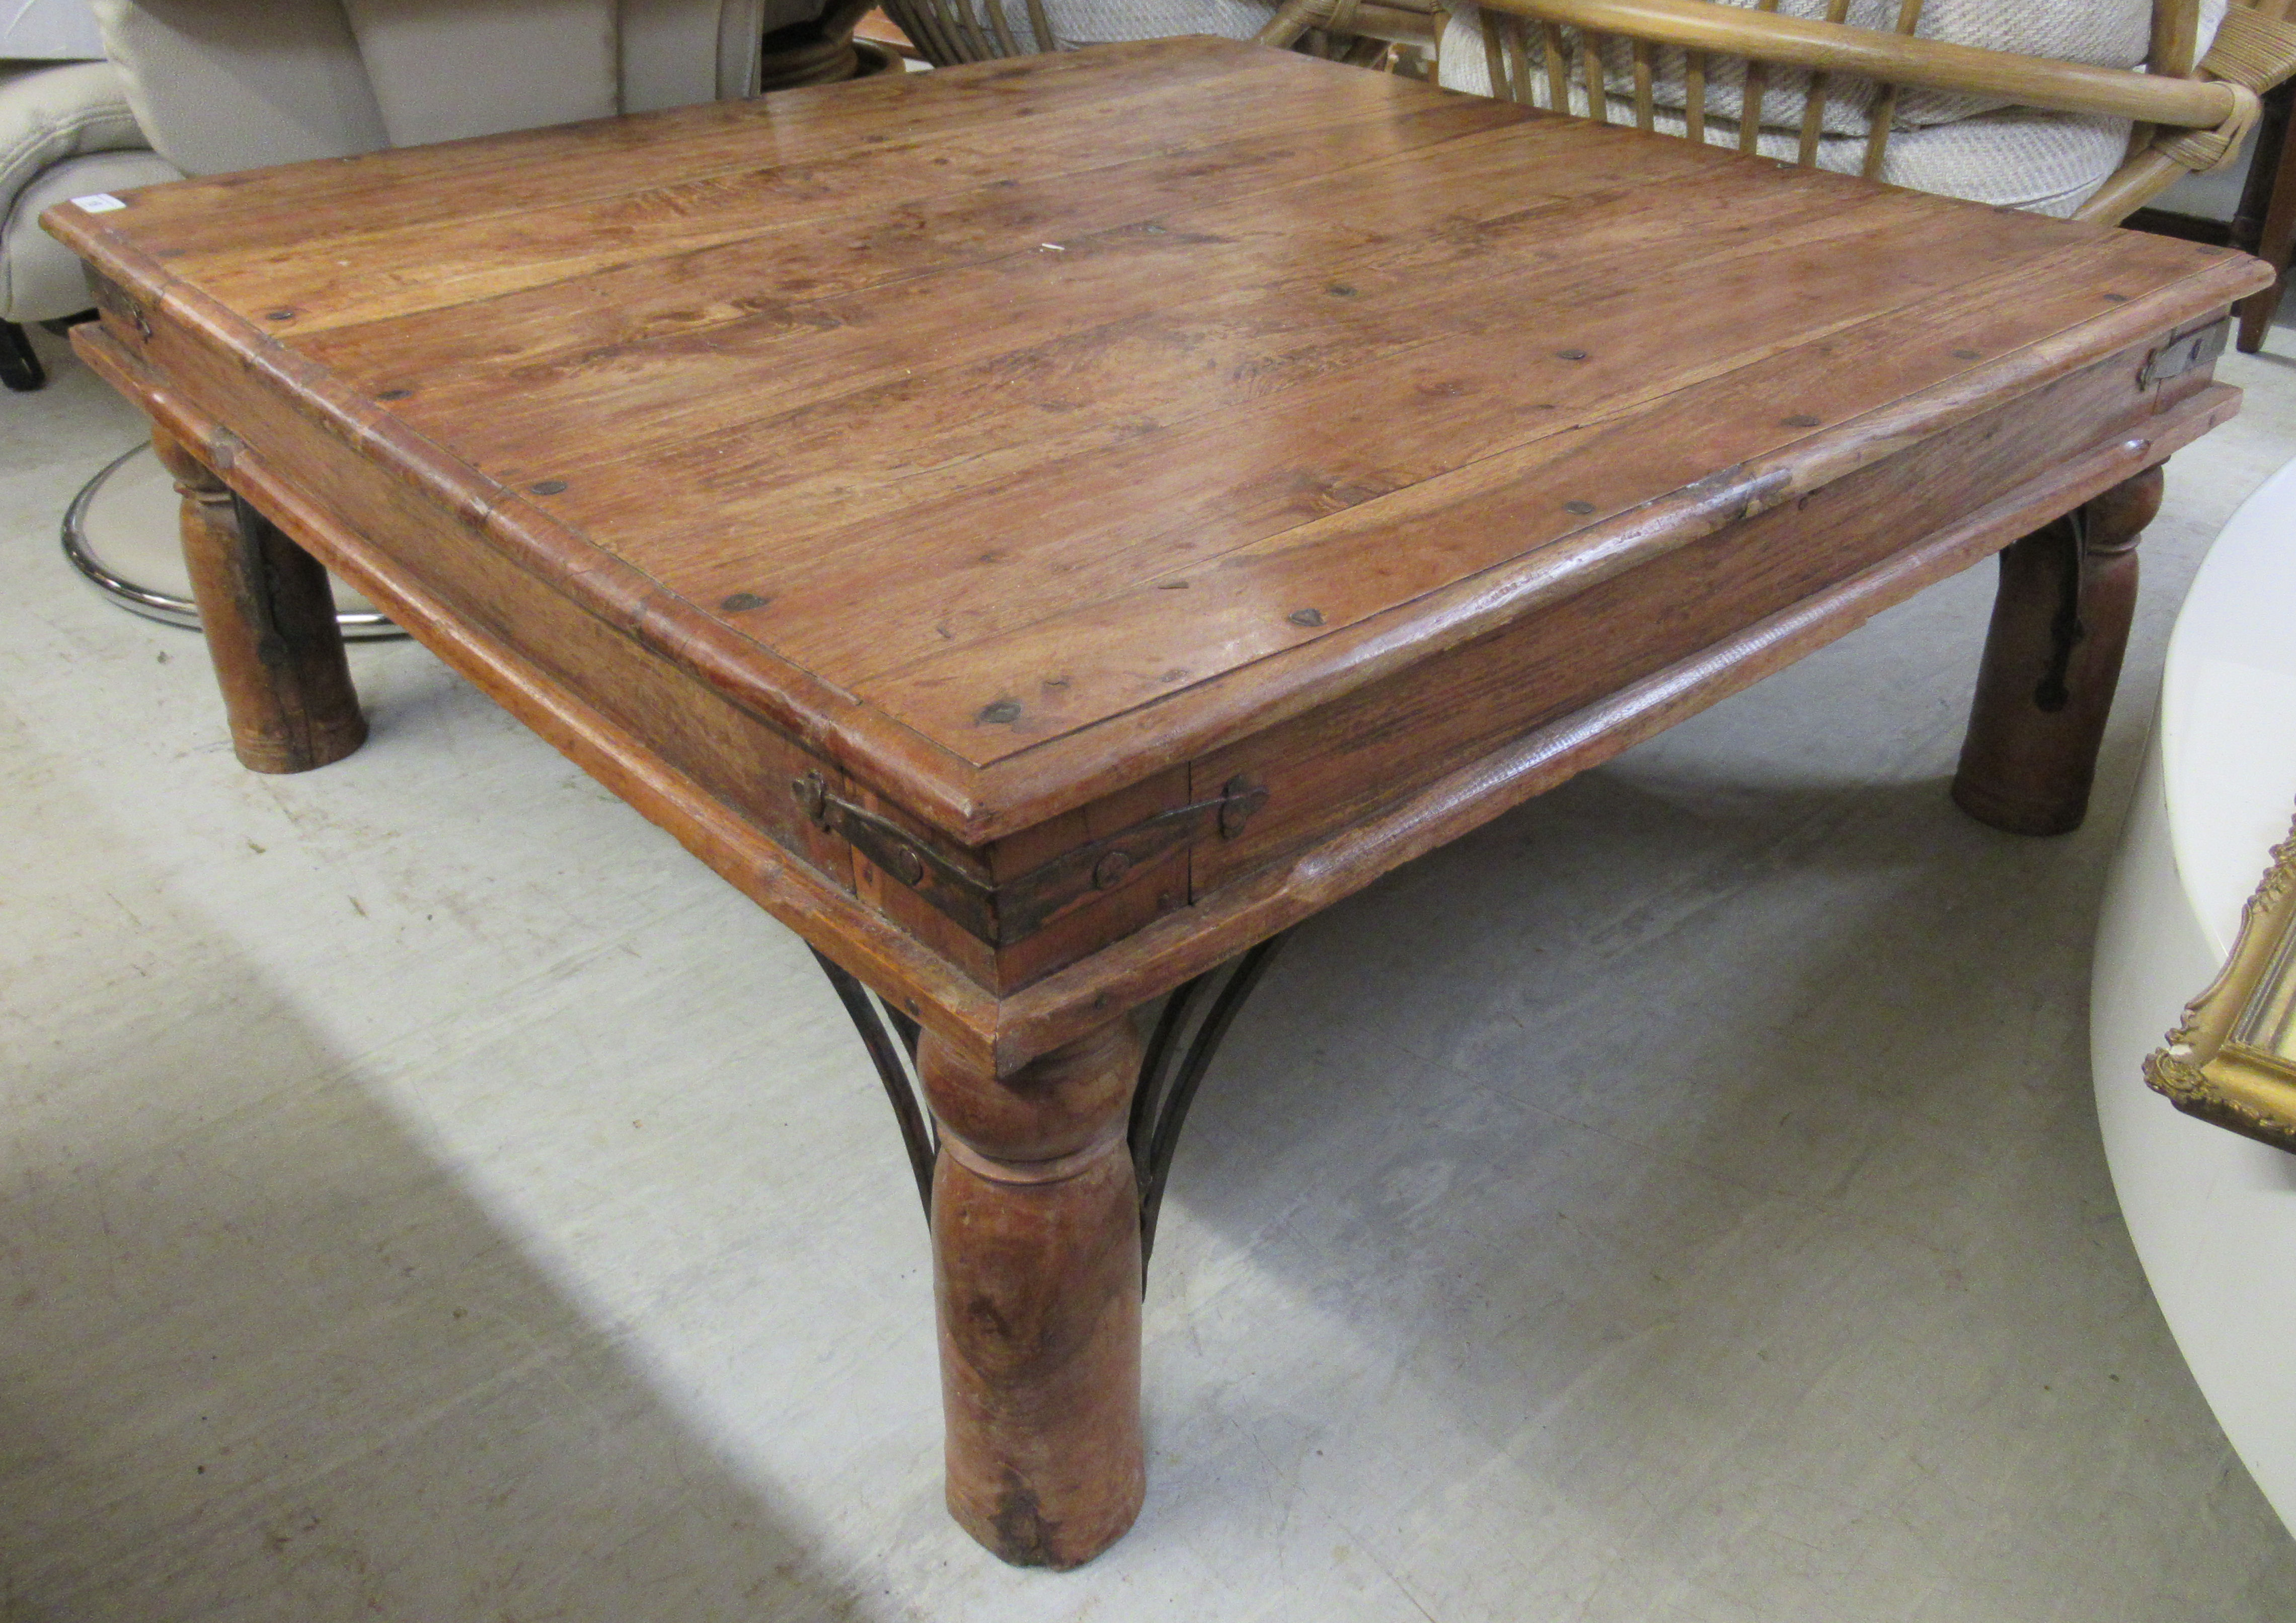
[[1255, 0, 2296, 224]]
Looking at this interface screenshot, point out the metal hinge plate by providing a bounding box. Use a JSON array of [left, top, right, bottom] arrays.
[[2140, 317, 2230, 391], [792, 772, 1269, 946]]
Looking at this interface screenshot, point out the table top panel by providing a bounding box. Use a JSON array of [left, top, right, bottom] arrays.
[[48, 36, 2264, 837]]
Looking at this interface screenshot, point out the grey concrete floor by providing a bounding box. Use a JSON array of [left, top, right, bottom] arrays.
[[7, 309, 2296, 1622]]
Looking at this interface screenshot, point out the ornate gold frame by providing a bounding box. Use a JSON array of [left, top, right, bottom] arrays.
[[2147, 807, 2296, 1152]]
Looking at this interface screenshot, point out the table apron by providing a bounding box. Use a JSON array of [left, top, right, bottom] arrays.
[[73, 319, 2235, 1070]]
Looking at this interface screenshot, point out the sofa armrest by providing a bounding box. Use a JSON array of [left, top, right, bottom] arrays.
[[0, 60, 147, 216]]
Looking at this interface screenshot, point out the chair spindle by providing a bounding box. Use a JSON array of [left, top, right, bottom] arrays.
[[940, 0, 981, 59], [1506, 14, 1533, 103], [1740, 58, 1767, 152], [983, 0, 1020, 57], [1797, 0, 1855, 166], [1582, 30, 1611, 123], [1737, 0, 1781, 154], [1862, 0, 1927, 180]]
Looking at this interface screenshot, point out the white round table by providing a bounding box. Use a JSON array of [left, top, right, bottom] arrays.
[[2094, 452, 2296, 1534]]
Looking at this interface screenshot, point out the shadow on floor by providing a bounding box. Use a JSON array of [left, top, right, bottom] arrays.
[[0, 811, 882, 1623], [1137, 696, 2296, 1613]]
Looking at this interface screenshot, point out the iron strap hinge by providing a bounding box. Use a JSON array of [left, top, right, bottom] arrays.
[[792, 771, 992, 927], [791, 771, 1270, 946], [2140, 316, 2230, 391]]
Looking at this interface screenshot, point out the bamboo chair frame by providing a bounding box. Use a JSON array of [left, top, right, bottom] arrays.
[[1256, 0, 2296, 224]]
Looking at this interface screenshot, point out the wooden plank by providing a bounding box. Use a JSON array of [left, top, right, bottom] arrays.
[[915, 259, 2262, 835], [510, 160, 1914, 644], [104, 37, 1287, 262], [290, 110, 1621, 478], [165, 49, 1445, 336], [290, 95, 1543, 421], [1190, 335, 2179, 891], [482, 167, 2155, 662], [852, 232, 2237, 757], [985, 382, 2243, 1066]]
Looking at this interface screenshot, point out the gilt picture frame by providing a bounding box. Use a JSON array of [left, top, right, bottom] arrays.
[[2148, 806, 2296, 1152]]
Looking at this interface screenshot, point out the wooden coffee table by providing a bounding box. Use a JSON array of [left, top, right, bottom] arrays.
[[45, 36, 2268, 1568]]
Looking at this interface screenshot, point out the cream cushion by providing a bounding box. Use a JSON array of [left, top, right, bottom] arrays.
[[94, 0, 390, 172], [962, 0, 1276, 52], [338, 0, 621, 143], [0, 59, 179, 322], [6, 144, 182, 320], [91, 0, 802, 177]]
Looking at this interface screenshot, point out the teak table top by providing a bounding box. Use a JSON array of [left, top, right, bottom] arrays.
[[46, 37, 2257, 839], [48, 33, 2273, 1570]]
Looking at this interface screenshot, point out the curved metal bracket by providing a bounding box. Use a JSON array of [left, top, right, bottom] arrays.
[[812, 931, 1288, 1263], [1127, 932, 1288, 1273], [811, 949, 937, 1222]]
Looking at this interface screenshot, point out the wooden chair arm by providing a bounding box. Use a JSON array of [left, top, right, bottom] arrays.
[[1263, 0, 2253, 132], [2078, 5, 2296, 222]]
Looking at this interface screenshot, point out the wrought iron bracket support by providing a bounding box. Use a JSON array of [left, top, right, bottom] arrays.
[[813, 932, 1290, 1272], [1126, 932, 1289, 1277], [811, 948, 937, 1219]]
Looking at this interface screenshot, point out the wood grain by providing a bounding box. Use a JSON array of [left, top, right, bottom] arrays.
[[987, 383, 2240, 1069], [852, 232, 2223, 760], [1190, 335, 2185, 893], [46, 43, 2267, 841]]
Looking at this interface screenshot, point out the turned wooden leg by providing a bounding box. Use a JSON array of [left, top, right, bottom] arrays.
[[1952, 465, 2160, 836], [152, 427, 366, 773], [919, 1020, 1145, 1569]]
